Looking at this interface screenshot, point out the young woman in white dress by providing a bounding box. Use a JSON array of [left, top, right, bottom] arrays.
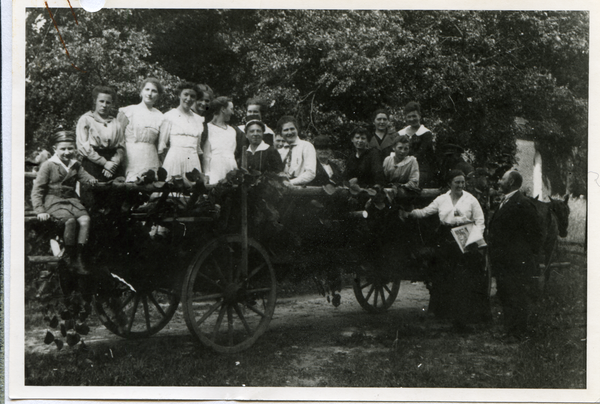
[[201, 96, 239, 184], [158, 82, 205, 186], [118, 77, 168, 182], [191, 83, 214, 118]]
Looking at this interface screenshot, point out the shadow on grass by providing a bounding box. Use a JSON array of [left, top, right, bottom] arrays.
[[25, 246, 586, 388], [508, 248, 586, 389]]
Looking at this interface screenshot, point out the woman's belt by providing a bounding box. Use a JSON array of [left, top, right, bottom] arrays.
[[86, 146, 119, 160], [170, 145, 198, 150]]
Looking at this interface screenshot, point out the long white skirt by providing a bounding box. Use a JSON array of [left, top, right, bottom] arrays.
[[162, 146, 202, 186], [125, 142, 161, 182], [203, 153, 237, 185]]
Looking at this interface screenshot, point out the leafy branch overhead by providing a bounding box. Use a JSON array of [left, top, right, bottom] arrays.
[[26, 9, 588, 193]]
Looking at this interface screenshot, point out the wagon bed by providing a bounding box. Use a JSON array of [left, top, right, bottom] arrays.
[[26, 168, 444, 353]]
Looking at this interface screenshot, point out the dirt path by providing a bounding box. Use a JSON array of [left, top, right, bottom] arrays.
[[25, 281, 508, 386], [26, 281, 433, 354], [24, 251, 586, 388]]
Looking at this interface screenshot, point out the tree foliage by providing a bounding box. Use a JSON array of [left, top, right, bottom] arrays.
[[25, 8, 179, 148], [25, 9, 588, 192]]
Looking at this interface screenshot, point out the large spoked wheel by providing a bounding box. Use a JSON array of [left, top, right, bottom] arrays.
[[93, 281, 180, 339], [353, 268, 401, 314], [182, 235, 276, 353]]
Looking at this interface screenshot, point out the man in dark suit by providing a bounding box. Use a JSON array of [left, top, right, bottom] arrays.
[[310, 135, 343, 186], [489, 170, 542, 341]]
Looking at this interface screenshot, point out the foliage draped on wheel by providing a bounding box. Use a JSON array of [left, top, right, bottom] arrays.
[[316, 179, 439, 312], [28, 218, 96, 351], [30, 167, 287, 350]]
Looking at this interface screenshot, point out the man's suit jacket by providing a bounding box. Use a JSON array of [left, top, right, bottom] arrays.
[[488, 190, 542, 271], [369, 132, 400, 159], [311, 160, 343, 186]]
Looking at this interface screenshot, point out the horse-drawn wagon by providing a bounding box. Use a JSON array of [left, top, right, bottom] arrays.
[[26, 159, 456, 353], [28, 159, 571, 354]]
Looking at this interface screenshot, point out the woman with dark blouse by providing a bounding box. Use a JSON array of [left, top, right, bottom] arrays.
[[345, 126, 385, 187], [397, 101, 438, 188], [244, 120, 283, 173], [368, 109, 398, 159]]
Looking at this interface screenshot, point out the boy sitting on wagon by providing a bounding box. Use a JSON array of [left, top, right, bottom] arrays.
[[31, 130, 98, 275]]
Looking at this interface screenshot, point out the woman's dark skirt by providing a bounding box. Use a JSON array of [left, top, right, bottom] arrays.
[[428, 225, 492, 325], [81, 148, 124, 181], [418, 162, 438, 188], [81, 148, 125, 211]]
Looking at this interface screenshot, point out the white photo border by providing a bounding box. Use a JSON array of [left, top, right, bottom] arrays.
[[7, 0, 600, 402]]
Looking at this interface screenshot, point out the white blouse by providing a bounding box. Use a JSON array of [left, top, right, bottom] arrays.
[[398, 124, 430, 138], [118, 104, 166, 145], [282, 138, 316, 185], [410, 190, 485, 233], [158, 109, 204, 154], [382, 153, 419, 187]]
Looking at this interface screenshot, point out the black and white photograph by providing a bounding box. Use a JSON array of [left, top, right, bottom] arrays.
[[7, 0, 598, 401]]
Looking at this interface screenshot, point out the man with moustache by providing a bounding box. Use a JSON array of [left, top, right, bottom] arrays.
[[488, 170, 542, 342]]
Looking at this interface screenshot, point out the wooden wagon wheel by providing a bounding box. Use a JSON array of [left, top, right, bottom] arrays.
[[93, 280, 180, 339], [181, 235, 276, 353], [353, 268, 401, 314]]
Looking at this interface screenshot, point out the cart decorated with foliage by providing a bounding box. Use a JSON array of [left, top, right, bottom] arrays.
[[26, 156, 446, 353]]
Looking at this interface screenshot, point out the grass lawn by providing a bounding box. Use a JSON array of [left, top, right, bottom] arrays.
[[24, 244, 586, 388], [23, 195, 588, 388]]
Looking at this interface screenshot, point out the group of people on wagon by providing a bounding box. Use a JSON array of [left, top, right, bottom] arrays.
[[31, 77, 539, 340], [42, 77, 466, 194]]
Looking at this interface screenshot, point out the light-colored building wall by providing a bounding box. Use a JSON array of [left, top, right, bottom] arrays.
[[515, 139, 550, 200]]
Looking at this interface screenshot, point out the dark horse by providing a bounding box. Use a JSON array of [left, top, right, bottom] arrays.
[[529, 194, 571, 287]]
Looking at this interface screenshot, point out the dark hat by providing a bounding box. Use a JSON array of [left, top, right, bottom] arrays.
[[245, 119, 265, 133], [50, 130, 76, 145], [442, 143, 465, 154], [313, 135, 332, 150]]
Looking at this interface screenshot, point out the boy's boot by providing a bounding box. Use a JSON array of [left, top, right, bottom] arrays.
[[62, 244, 75, 268], [72, 244, 91, 275]]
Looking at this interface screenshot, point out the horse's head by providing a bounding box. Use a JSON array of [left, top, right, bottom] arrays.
[[466, 168, 490, 194], [550, 194, 571, 238]]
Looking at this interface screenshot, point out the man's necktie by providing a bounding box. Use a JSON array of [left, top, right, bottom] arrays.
[[284, 144, 296, 173]]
